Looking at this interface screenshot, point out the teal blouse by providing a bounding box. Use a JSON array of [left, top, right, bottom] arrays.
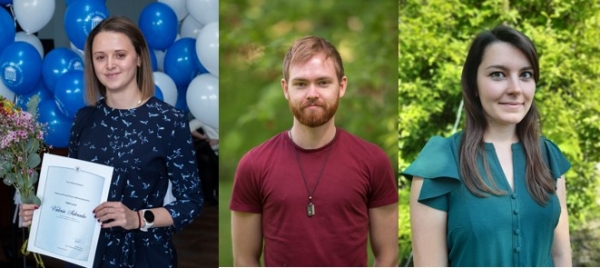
[[403, 131, 570, 267]]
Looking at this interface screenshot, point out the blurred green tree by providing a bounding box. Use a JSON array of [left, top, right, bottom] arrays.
[[220, 0, 399, 266], [399, 0, 600, 265]]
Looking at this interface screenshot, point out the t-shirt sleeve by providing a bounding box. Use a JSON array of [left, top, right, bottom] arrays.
[[541, 137, 571, 180], [230, 150, 263, 213], [367, 148, 398, 209], [402, 136, 461, 211]]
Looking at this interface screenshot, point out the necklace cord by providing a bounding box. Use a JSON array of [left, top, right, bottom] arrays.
[[289, 131, 334, 199]]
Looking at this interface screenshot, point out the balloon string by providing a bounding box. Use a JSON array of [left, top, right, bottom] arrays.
[[8, 3, 16, 29]]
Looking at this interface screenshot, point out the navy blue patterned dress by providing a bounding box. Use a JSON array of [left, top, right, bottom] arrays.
[[67, 97, 203, 268]]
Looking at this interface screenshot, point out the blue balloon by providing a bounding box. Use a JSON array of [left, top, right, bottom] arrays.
[[175, 86, 188, 113], [0, 42, 43, 95], [42, 48, 84, 93], [0, 7, 15, 54], [38, 98, 73, 148], [54, 70, 86, 119], [138, 2, 178, 50], [164, 38, 201, 87], [149, 49, 157, 71], [15, 81, 53, 111], [0, 0, 12, 7], [64, 0, 109, 50], [154, 85, 164, 101]]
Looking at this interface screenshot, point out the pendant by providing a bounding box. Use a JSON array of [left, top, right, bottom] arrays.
[[307, 201, 315, 217]]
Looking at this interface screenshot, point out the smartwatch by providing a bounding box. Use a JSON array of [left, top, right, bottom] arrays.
[[140, 209, 155, 232]]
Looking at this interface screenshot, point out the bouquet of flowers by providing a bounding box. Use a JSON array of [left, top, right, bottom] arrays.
[[0, 95, 45, 204], [0, 94, 46, 267]]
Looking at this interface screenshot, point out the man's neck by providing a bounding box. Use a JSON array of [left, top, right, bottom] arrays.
[[289, 120, 337, 150]]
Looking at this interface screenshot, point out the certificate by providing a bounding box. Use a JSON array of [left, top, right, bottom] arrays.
[[27, 153, 113, 268]]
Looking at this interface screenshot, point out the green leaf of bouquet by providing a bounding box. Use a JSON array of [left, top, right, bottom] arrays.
[[2, 176, 15, 186], [30, 170, 39, 186], [22, 192, 41, 205], [27, 94, 40, 118], [27, 154, 41, 168], [31, 195, 42, 206], [16, 172, 25, 188], [26, 139, 40, 154]]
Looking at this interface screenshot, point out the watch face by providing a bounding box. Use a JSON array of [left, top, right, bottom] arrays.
[[144, 210, 155, 222]]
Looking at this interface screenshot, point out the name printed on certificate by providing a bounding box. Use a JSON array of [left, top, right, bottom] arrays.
[[28, 153, 113, 268]]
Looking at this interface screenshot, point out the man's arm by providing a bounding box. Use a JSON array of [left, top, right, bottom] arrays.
[[231, 211, 263, 266], [410, 177, 448, 266], [552, 176, 572, 266], [369, 203, 399, 266]]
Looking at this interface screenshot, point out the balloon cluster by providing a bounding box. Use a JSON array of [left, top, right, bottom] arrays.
[[0, 0, 219, 148], [147, 0, 219, 131]]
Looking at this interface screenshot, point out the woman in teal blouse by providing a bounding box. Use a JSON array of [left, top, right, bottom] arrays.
[[403, 25, 572, 266]]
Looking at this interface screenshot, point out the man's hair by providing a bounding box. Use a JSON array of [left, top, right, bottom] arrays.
[[282, 36, 344, 82]]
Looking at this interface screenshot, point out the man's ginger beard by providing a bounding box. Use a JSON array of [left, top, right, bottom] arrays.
[[288, 96, 339, 128]]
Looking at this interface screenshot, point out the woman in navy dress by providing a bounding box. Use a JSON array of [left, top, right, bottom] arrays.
[[21, 16, 203, 267]]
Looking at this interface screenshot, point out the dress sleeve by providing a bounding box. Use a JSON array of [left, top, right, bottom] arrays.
[[541, 137, 571, 180], [163, 111, 204, 231], [402, 136, 461, 211]]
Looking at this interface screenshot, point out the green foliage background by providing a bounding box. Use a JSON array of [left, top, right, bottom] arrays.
[[219, 0, 398, 266], [399, 0, 600, 265]]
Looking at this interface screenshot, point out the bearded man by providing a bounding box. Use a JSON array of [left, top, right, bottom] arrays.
[[230, 36, 398, 267]]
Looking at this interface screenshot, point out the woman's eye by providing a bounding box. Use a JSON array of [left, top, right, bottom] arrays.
[[95, 56, 105, 61], [490, 72, 505, 78], [521, 71, 533, 79]]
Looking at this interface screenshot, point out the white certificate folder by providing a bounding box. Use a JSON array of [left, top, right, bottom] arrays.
[[28, 153, 113, 268]]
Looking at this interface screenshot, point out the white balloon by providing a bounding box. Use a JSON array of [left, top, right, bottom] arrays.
[[153, 72, 178, 106], [15, 31, 44, 59], [0, 78, 16, 100], [180, 14, 203, 39], [186, 0, 218, 25], [186, 73, 218, 129], [154, 50, 165, 71], [13, 0, 56, 34], [70, 42, 84, 59], [196, 22, 218, 76], [159, 0, 188, 21]]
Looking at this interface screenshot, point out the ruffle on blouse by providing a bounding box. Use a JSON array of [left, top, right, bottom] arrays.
[[402, 135, 461, 211], [540, 137, 571, 181]]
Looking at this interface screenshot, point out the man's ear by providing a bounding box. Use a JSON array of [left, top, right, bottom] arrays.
[[339, 76, 347, 98], [281, 78, 290, 100]]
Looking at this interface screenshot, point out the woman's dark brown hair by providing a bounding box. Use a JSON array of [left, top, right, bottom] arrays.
[[460, 25, 554, 205]]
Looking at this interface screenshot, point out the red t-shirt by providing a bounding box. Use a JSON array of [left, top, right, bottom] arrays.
[[230, 128, 398, 266]]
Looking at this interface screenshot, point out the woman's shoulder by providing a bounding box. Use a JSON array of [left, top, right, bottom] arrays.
[[146, 97, 187, 119], [539, 136, 571, 179], [402, 131, 462, 180]]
